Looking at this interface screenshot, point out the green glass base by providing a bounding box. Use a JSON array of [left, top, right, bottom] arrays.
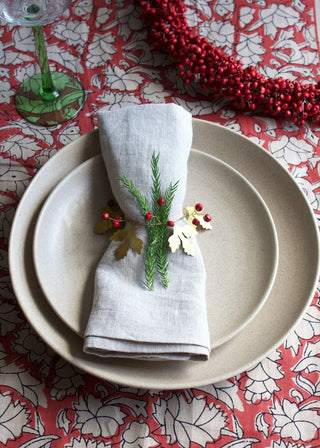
[[15, 72, 85, 126]]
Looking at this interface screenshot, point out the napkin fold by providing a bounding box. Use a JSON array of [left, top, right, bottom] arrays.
[[83, 103, 211, 361]]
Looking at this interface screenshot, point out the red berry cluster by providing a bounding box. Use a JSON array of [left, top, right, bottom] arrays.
[[138, 0, 320, 125], [101, 199, 124, 228], [102, 212, 123, 228], [192, 203, 212, 227]]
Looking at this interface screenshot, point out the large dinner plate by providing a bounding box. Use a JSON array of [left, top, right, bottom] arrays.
[[9, 119, 320, 389], [33, 151, 278, 348]]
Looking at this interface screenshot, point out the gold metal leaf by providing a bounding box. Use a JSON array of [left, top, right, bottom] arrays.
[[199, 216, 212, 230], [181, 238, 195, 256], [115, 241, 130, 260], [182, 224, 197, 237], [94, 220, 111, 234], [168, 233, 181, 253], [110, 229, 127, 242], [130, 236, 143, 254]]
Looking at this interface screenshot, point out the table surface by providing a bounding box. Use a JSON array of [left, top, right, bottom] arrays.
[[1, 0, 320, 447]]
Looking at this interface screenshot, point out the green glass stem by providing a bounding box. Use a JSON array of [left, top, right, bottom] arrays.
[[32, 25, 59, 101]]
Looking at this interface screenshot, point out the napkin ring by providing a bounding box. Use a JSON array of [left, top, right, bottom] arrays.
[[94, 152, 212, 290]]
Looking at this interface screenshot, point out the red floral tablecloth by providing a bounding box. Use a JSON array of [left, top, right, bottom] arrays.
[[1, 0, 320, 447]]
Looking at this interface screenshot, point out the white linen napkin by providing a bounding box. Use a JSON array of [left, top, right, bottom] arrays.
[[83, 103, 210, 360]]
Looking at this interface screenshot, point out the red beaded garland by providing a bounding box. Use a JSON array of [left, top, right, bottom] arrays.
[[138, 0, 320, 124]]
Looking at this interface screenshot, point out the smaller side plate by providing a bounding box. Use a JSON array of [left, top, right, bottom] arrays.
[[33, 149, 278, 349]]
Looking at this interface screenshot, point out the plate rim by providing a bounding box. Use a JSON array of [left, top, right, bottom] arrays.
[[8, 119, 320, 389]]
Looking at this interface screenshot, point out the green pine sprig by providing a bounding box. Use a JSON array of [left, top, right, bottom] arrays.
[[117, 152, 179, 290], [117, 176, 149, 215], [156, 180, 179, 287]]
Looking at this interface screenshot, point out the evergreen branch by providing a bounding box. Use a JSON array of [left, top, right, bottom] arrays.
[[156, 227, 169, 287], [155, 180, 179, 288], [117, 154, 179, 290], [164, 180, 179, 215], [117, 176, 149, 215], [151, 152, 162, 214], [144, 226, 158, 290]]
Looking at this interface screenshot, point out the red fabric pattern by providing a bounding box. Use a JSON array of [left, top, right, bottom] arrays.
[[0, 0, 319, 447]]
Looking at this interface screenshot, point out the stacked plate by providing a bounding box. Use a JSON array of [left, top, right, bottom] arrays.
[[9, 119, 320, 389]]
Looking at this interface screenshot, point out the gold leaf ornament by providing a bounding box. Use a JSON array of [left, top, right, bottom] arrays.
[[111, 226, 143, 260], [94, 219, 111, 234], [115, 240, 130, 260], [198, 215, 212, 230], [168, 223, 197, 256]]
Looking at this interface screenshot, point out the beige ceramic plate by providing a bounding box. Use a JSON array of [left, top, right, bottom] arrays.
[[33, 151, 278, 348], [9, 120, 320, 389]]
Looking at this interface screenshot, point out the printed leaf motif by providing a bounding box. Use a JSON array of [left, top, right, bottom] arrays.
[[87, 33, 116, 68], [221, 438, 261, 448], [107, 396, 148, 417], [0, 302, 23, 336], [122, 421, 158, 448], [0, 135, 42, 161], [73, 394, 127, 437], [17, 435, 60, 448], [95, 7, 111, 26], [0, 392, 30, 444], [104, 65, 145, 91], [293, 354, 320, 373], [255, 412, 269, 437], [57, 409, 72, 435], [295, 373, 316, 396], [0, 360, 47, 407], [46, 45, 84, 74], [198, 381, 243, 411], [153, 393, 226, 447], [300, 400, 320, 411]]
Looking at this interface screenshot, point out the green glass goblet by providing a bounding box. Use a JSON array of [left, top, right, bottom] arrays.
[[0, 0, 85, 126]]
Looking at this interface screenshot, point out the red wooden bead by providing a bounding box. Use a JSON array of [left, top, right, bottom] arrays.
[[192, 218, 200, 226], [145, 212, 153, 221], [195, 203, 203, 212]]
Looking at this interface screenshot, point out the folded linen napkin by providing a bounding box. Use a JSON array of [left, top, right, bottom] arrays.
[[83, 103, 211, 360]]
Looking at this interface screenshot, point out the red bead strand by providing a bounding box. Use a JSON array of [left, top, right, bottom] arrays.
[[138, 0, 320, 125]]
